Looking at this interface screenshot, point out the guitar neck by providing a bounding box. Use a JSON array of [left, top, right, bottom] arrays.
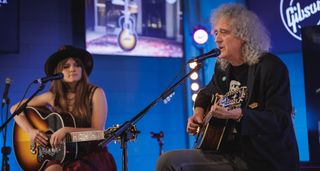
[[68, 130, 106, 143]]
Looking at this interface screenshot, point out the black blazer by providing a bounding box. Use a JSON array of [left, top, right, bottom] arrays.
[[195, 53, 300, 171]]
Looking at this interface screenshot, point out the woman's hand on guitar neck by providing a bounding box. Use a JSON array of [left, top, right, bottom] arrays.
[[209, 103, 242, 120], [187, 107, 204, 135]]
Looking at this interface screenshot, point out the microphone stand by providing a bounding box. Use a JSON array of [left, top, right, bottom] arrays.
[[1, 97, 11, 171], [99, 63, 204, 171], [150, 131, 164, 156], [0, 83, 46, 171], [0, 83, 46, 132]]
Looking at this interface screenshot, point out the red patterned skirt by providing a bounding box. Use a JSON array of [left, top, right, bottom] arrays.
[[44, 148, 117, 171]]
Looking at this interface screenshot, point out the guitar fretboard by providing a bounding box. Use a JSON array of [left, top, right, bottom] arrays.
[[69, 130, 105, 142]]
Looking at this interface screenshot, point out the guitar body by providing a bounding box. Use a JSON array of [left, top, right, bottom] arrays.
[[193, 88, 247, 151], [194, 117, 229, 151], [13, 107, 77, 171], [118, 28, 137, 51]]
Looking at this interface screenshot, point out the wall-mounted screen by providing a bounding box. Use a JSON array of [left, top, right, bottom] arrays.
[[247, 0, 320, 53], [85, 0, 183, 58], [0, 0, 19, 53]]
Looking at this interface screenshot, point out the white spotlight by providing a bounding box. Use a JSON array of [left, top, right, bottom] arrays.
[[190, 72, 199, 80], [192, 93, 198, 102], [189, 62, 197, 69], [191, 82, 199, 91]]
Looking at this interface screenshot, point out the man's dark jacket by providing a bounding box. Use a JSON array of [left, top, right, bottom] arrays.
[[195, 53, 300, 171]]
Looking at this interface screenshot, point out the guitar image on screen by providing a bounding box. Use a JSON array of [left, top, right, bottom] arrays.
[[118, 0, 138, 51]]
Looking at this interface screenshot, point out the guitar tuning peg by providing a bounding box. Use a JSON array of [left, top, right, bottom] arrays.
[[113, 124, 120, 128], [163, 92, 176, 104], [163, 98, 170, 104], [170, 92, 175, 97]]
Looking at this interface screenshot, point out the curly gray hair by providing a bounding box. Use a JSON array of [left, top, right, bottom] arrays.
[[211, 3, 270, 70]]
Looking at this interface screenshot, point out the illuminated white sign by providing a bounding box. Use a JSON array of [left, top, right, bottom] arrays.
[[0, 0, 8, 6], [166, 0, 177, 4], [280, 0, 320, 40]]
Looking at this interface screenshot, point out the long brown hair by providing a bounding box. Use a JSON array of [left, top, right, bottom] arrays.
[[50, 57, 92, 122]]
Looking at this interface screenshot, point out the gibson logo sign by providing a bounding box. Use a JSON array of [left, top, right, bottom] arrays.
[[280, 0, 320, 40]]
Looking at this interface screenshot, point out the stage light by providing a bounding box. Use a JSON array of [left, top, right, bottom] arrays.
[[191, 82, 199, 91], [192, 25, 209, 45], [166, 0, 177, 4], [188, 26, 208, 105], [192, 93, 198, 102], [189, 62, 197, 69], [190, 72, 198, 80]]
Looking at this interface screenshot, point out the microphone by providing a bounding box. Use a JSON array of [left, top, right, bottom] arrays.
[[33, 73, 64, 84], [187, 48, 221, 63], [1, 78, 11, 108]]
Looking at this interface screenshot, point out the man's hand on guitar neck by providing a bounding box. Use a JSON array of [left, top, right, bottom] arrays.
[[187, 107, 205, 135]]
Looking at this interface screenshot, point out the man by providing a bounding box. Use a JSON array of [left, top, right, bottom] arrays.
[[156, 4, 299, 171]]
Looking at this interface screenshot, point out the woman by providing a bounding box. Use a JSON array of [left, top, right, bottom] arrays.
[[156, 4, 299, 171], [11, 45, 117, 171]]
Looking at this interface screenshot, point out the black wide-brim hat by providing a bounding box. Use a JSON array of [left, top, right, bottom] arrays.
[[45, 45, 93, 76]]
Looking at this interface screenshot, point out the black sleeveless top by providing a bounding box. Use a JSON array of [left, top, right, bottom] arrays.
[[53, 84, 104, 158], [74, 85, 105, 158], [72, 84, 98, 128]]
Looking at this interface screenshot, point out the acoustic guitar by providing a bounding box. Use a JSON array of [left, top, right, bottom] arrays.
[[193, 87, 247, 151], [13, 106, 137, 171]]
